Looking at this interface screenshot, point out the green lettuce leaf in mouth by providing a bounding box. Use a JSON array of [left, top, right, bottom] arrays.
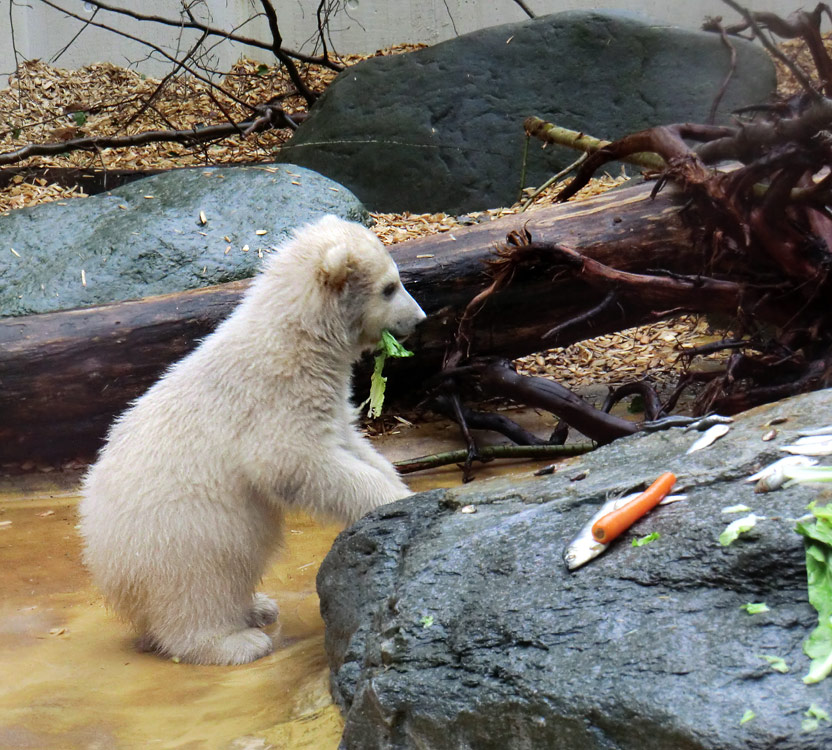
[[366, 330, 414, 419]]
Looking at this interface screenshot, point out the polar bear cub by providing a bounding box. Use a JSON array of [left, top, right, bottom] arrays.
[[79, 215, 426, 665]]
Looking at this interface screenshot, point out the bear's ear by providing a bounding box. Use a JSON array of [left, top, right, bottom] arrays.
[[320, 242, 354, 292]]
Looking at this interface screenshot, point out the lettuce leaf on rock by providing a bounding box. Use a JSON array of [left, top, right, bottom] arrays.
[[795, 503, 832, 684], [631, 532, 660, 547], [719, 514, 760, 546], [803, 704, 832, 733]]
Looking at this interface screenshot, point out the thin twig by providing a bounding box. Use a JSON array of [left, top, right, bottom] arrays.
[[517, 132, 530, 204], [122, 25, 211, 131], [706, 17, 738, 124], [9, 0, 23, 109], [543, 290, 619, 341], [510, 0, 536, 19], [257, 0, 318, 105], [316, 0, 332, 64], [520, 153, 587, 212], [449, 392, 480, 482], [50, 5, 98, 64]]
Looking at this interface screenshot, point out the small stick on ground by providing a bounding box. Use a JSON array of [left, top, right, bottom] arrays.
[[394, 443, 594, 475]]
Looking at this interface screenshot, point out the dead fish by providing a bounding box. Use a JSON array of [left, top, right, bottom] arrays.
[[684, 414, 734, 432], [745, 455, 818, 493], [786, 434, 832, 445], [658, 494, 688, 505], [761, 429, 777, 442], [797, 424, 832, 437], [781, 435, 832, 456], [686, 423, 731, 454], [564, 493, 638, 571], [563, 492, 686, 571]]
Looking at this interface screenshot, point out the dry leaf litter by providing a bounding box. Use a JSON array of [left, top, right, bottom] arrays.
[[4, 33, 806, 402]]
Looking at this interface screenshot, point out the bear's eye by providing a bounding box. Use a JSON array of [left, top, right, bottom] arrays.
[[382, 282, 397, 299]]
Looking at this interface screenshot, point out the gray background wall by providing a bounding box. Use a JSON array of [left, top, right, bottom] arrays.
[[0, 1, 811, 85]]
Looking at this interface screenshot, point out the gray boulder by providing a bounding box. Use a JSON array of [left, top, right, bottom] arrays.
[[318, 389, 832, 749], [281, 10, 776, 214], [0, 165, 366, 317]]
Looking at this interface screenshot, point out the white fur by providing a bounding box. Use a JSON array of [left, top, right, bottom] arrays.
[[79, 215, 425, 665]]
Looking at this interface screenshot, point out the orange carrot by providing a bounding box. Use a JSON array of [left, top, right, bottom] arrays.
[[591, 472, 677, 544]]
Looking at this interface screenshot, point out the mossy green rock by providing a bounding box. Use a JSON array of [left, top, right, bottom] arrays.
[[282, 10, 776, 213], [0, 165, 366, 317]]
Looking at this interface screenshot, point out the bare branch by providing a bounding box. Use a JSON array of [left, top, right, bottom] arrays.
[[61, 0, 344, 70], [543, 290, 619, 341], [8, 0, 24, 103], [702, 16, 738, 124], [36, 0, 256, 112], [256, 0, 318, 105], [719, 0, 822, 97], [0, 109, 295, 166], [122, 25, 211, 130], [49, 4, 97, 64], [510, 0, 536, 19]]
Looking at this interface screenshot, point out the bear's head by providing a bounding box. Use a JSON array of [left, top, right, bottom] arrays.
[[314, 216, 426, 351], [259, 216, 426, 355]]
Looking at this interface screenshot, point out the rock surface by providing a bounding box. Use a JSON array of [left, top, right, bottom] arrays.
[[318, 389, 832, 749], [0, 165, 366, 317], [282, 10, 776, 214]]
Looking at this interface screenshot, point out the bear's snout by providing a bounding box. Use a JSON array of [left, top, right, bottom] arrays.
[[390, 288, 427, 338]]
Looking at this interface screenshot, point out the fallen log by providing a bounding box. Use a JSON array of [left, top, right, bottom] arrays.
[[0, 180, 737, 464]]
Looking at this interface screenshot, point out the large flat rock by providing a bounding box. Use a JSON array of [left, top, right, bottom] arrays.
[[318, 389, 832, 749], [281, 10, 776, 213], [0, 164, 366, 317]]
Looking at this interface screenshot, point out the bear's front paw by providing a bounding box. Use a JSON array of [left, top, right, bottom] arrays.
[[247, 592, 279, 628]]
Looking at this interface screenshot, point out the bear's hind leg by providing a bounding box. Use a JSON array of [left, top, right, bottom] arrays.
[[246, 592, 279, 628], [138, 579, 275, 664]]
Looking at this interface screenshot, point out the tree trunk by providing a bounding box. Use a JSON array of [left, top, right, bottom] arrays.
[[0, 181, 713, 464]]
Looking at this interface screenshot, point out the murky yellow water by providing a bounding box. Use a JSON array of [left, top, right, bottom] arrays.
[[0, 478, 345, 750], [0, 412, 578, 749]]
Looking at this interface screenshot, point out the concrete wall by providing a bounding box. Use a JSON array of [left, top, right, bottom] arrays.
[[0, 0, 811, 85]]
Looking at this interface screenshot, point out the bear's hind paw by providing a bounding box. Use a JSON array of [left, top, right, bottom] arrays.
[[247, 592, 279, 628], [201, 628, 274, 665]]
